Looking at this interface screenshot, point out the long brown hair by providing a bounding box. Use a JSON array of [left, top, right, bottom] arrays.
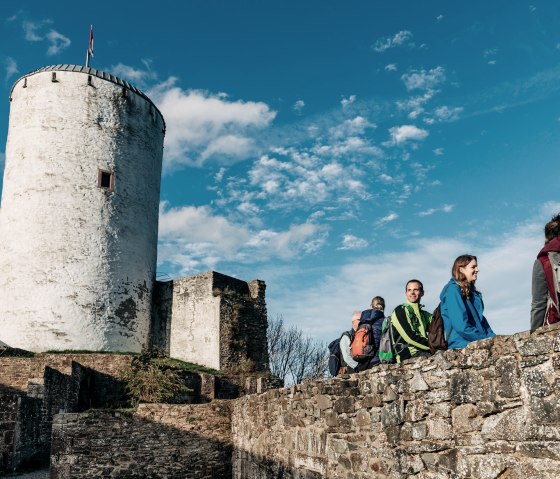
[[452, 254, 478, 298]]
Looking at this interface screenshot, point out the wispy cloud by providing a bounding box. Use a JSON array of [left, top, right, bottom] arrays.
[[338, 234, 368, 250], [433, 147, 444, 156], [373, 30, 414, 53], [4, 57, 18, 82], [401, 66, 446, 91], [418, 204, 454, 217], [396, 90, 437, 119], [293, 99, 305, 113], [110, 62, 158, 87], [148, 77, 276, 169], [21, 19, 70, 56], [388, 124, 429, 144], [341, 94, 356, 109], [385, 63, 397, 72], [433, 105, 464, 122], [377, 212, 398, 226], [45, 30, 70, 56]]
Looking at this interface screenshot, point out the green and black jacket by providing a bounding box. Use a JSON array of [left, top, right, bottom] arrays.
[[389, 302, 432, 363]]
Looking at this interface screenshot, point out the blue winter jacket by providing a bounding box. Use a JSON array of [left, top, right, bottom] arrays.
[[439, 279, 495, 349]]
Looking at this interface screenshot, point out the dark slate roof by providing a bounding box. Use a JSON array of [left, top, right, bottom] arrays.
[[10, 64, 165, 131]]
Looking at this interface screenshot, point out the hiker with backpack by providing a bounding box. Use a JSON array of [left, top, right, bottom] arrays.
[[351, 296, 386, 369], [385, 280, 432, 363], [531, 213, 560, 329], [328, 311, 360, 376], [439, 254, 495, 349]]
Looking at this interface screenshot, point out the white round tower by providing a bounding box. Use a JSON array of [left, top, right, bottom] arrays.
[[0, 65, 165, 352]]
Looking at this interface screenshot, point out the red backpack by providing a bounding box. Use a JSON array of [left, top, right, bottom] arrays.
[[351, 323, 376, 362]]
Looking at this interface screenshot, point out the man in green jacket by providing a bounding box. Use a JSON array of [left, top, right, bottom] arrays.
[[388, 279, 432, 363]]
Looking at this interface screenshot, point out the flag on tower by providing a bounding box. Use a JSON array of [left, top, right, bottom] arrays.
[[89, 25, 94, 57]]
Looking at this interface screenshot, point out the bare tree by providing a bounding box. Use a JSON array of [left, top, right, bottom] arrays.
[[268, 315, 328, 385]]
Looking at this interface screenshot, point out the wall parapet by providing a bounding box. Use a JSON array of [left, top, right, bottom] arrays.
[[232, 325, 560, 478]]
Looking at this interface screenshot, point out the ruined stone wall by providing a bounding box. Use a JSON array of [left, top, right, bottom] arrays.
[[153, 271, 269, 371], [232, 325, 560, 479], [0, 353, 134, 473], [50, 402, 233, 479]]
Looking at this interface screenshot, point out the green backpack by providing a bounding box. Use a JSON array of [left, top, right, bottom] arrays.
[[378, 317, 395, 363]]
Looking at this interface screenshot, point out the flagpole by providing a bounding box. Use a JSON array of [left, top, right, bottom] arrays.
[[86, 50, 90, 68]]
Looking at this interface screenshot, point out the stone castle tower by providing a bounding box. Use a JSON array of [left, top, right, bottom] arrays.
[[0, 65, 165, 353]]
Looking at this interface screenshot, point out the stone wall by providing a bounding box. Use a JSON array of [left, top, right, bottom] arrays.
[[232, 325, 560, 479], [50, 402, 233, 479], [0, 353, 134, 473], [152, 271, 269, 372]]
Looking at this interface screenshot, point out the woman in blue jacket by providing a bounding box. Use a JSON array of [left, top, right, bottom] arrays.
[[440, 254, 495, 349]]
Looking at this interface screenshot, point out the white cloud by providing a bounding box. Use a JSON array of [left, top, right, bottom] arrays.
[[396, 90, 437, 119], [4, 57, 18, 81], [21, 20, 70, 56], [110, 62, 157, 86], [385, 64, 397, 72], [436, 14, 444, 22], [487, 60, 497, 66], [418, 204, 454, 217], [338, 234, 368, 251], [157, 202, 328, 274], [268, 207, 559, 341], [45, 30, 71, 56], [401, 66, 446, 91], [22, 20, 45, 42], [373, 30, 414, 53], [434, 105, 463, 122], [328, 116, 376, 139], [377, 212, 398, 226], [433, 147, 444, 156], [293, 99, 305, 112], [341, 95, 356, 109], [388, 125, 429, 144], [148, 77, 276, 168]]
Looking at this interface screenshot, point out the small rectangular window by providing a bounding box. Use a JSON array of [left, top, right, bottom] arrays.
[[98, 169, 115, 191]]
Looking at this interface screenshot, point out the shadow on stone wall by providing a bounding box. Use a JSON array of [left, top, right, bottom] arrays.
[[50, 404, 234, 479]]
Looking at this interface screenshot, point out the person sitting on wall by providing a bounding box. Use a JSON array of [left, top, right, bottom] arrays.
[[440, 255, 495, 348], [338, 311, 362, 374], [356, 296, 386, 369], [387, 280, 432, 363], [531, 213, 560, 329]]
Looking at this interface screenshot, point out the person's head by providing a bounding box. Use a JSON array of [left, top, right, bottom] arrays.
[[452, 254, 479, 297], [351, 311, 361, 330], [544, 213, 560, 243], [405, 280, 424, 304], [370, 296, 385, 311]]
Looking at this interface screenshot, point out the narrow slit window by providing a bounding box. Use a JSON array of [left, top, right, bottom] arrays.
[[98, 169, 114, 190]]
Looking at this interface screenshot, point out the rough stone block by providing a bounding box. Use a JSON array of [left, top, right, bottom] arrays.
[[452, 404, 481, 433], [426, 417, 452, 440]]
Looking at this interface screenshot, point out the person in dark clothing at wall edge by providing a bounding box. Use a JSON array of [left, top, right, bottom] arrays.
[[531, 213, 560, 329]]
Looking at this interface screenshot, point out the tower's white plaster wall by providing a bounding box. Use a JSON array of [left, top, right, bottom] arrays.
[[0, 69, 165, 352], [168, 274, 221, 370]]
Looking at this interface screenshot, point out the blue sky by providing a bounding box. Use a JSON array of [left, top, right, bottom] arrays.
[[1, 1, 559, 343]]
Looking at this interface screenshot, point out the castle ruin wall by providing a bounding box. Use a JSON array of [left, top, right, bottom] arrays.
[[152, 271, 269, 371], [232, 325, 560, 479]]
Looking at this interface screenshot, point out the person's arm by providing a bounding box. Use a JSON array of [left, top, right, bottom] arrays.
[[340, 334, 358, 368], [444, 285, 483, 342], [531, 259, 547, 330], [391, 307, 430, 350]]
